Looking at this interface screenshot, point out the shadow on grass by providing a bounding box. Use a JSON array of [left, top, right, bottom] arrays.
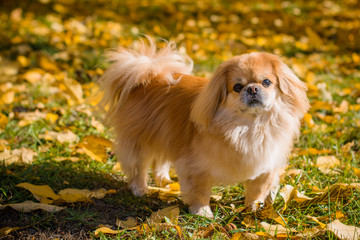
[[0, 161, 185, 239]]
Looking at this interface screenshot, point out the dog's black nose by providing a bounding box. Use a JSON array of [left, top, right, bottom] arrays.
[[246, 86, 258, 95]]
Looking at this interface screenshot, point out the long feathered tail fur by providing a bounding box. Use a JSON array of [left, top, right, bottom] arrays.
[[98, 37, 194, 123]]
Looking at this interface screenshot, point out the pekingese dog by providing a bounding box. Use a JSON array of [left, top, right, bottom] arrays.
[[99, 38, 309, 218]]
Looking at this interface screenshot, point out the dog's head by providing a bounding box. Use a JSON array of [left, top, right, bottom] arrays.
[[191, 52, 309, 128]]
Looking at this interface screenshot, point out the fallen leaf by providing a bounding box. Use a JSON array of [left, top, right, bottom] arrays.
[[38, 54, 59, 72], [116, 217, 137, 228], [16, 183, 60, 203], [57, 188, 108, 203], [16, 182, 111, 204], [260, 221, 297, 236], [316, 156, 341, 174], [326, 219, 360, 240], [0, 113, 8, 129], [94, 227, 121, 236], [39, 130, 78, 143], [0, 90, 15, 104], [0, 200, 65, 212], [299, 183, 360, 208], [306, 27, 323, 49], [78, 135, 112, 163], [149, 206, 179, 224], [63, 77, 83, 103], [148, 186, 181, 201], [0, 227, 20, 237], [167, 182, 180, 191], [334, 100, 349, 113], [303, 113, 315, 128], [353, 167, 360, 178], [0, 148, 37, 166], [22, 68, 44, 83]]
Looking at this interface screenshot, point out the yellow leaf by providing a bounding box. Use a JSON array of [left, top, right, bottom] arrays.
[[353, 167, 360, 178], [316, 156, 340, 175], [303, 113, 315, 128], [148, 186, 181, 201], [82, 135, 112, 148], [17, 55, 30, 67], [167, 182, 180, 191], [307, 215, 326, 228], [22, 68, 44, 83], [91, 118, 104, 132], [306, 27, 323, 49], [63, 78, 83, 103], [0, 227, 20, 237], [112, 162, 122, 171], [38, 54, 59, 72], [311, 100, 332, 111], [116, 217, 137, 228], [79, 135, 112, 163], [16, 183, 60, 203], [298, 183, 360, 208], [94, 227, 121, 236], [260, 221, 297, 236], [39, 130, 78, 144], [54, 156, 80, 162], [17, 183, 110, 204], [149, 206, 180, 224], [0, 148, 37, 166], [0, 200, 65, 213], [57, 188, 108, 203], [0, 113, 8, 129], [0, 90, 15, 104], [45, 113, 59, 124], [334, 100, 349, 113], [326, 219, 360, 240]]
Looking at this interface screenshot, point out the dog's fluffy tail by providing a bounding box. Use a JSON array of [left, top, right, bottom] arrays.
[[98, 37, 193, 122]]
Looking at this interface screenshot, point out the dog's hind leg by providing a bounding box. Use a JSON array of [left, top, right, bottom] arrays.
[[115, 140, 150, 197], [153, 160, 173, 187]]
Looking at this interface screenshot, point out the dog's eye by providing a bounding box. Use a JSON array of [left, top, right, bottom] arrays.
[[233, 83, 243, 92], [262, 79, 272, 87]]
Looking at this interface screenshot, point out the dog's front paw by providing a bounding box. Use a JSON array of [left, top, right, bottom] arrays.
[[246, 200, 265, 212], [129, 182, 149, 197], [190, 205, 214, 218]]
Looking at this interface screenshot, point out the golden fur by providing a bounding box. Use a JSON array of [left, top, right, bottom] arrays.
[[99, 38, 309, 217]]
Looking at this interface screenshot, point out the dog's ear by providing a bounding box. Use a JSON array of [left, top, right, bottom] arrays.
[[275, 60, 310, 118], [190, 60, 232, 129]]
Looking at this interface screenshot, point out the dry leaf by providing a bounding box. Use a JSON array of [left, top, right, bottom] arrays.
[[148, 186, 181, 201], [22, 68, 44, 83], [298, 183, 360, 208], [116, 217, 137, 229], [57, 188, 108, 203], [353, 167, 360, 178], [0, 227, 20, 237], [326, 219, 360, 240], [0, 148, 37, 166], [0, 90, 15, 104], [16, 183, 60, 203], [0, 113, 8, 129], [38, 54, 59, 72], [16, 182, 111, 204], [0, 200, 65, 212], [78, 135, 112, 163], [260, 221, 297, 236], [94, 227, 121, 236], [39, 130, 78, 143], [316, 156, 340, 174], [303, 113, 315, 128], [63, 77, 83, 103], [149, 206, 179, 224]]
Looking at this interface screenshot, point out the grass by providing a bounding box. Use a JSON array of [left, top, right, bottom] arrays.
[[0, 0, 360, 239]]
